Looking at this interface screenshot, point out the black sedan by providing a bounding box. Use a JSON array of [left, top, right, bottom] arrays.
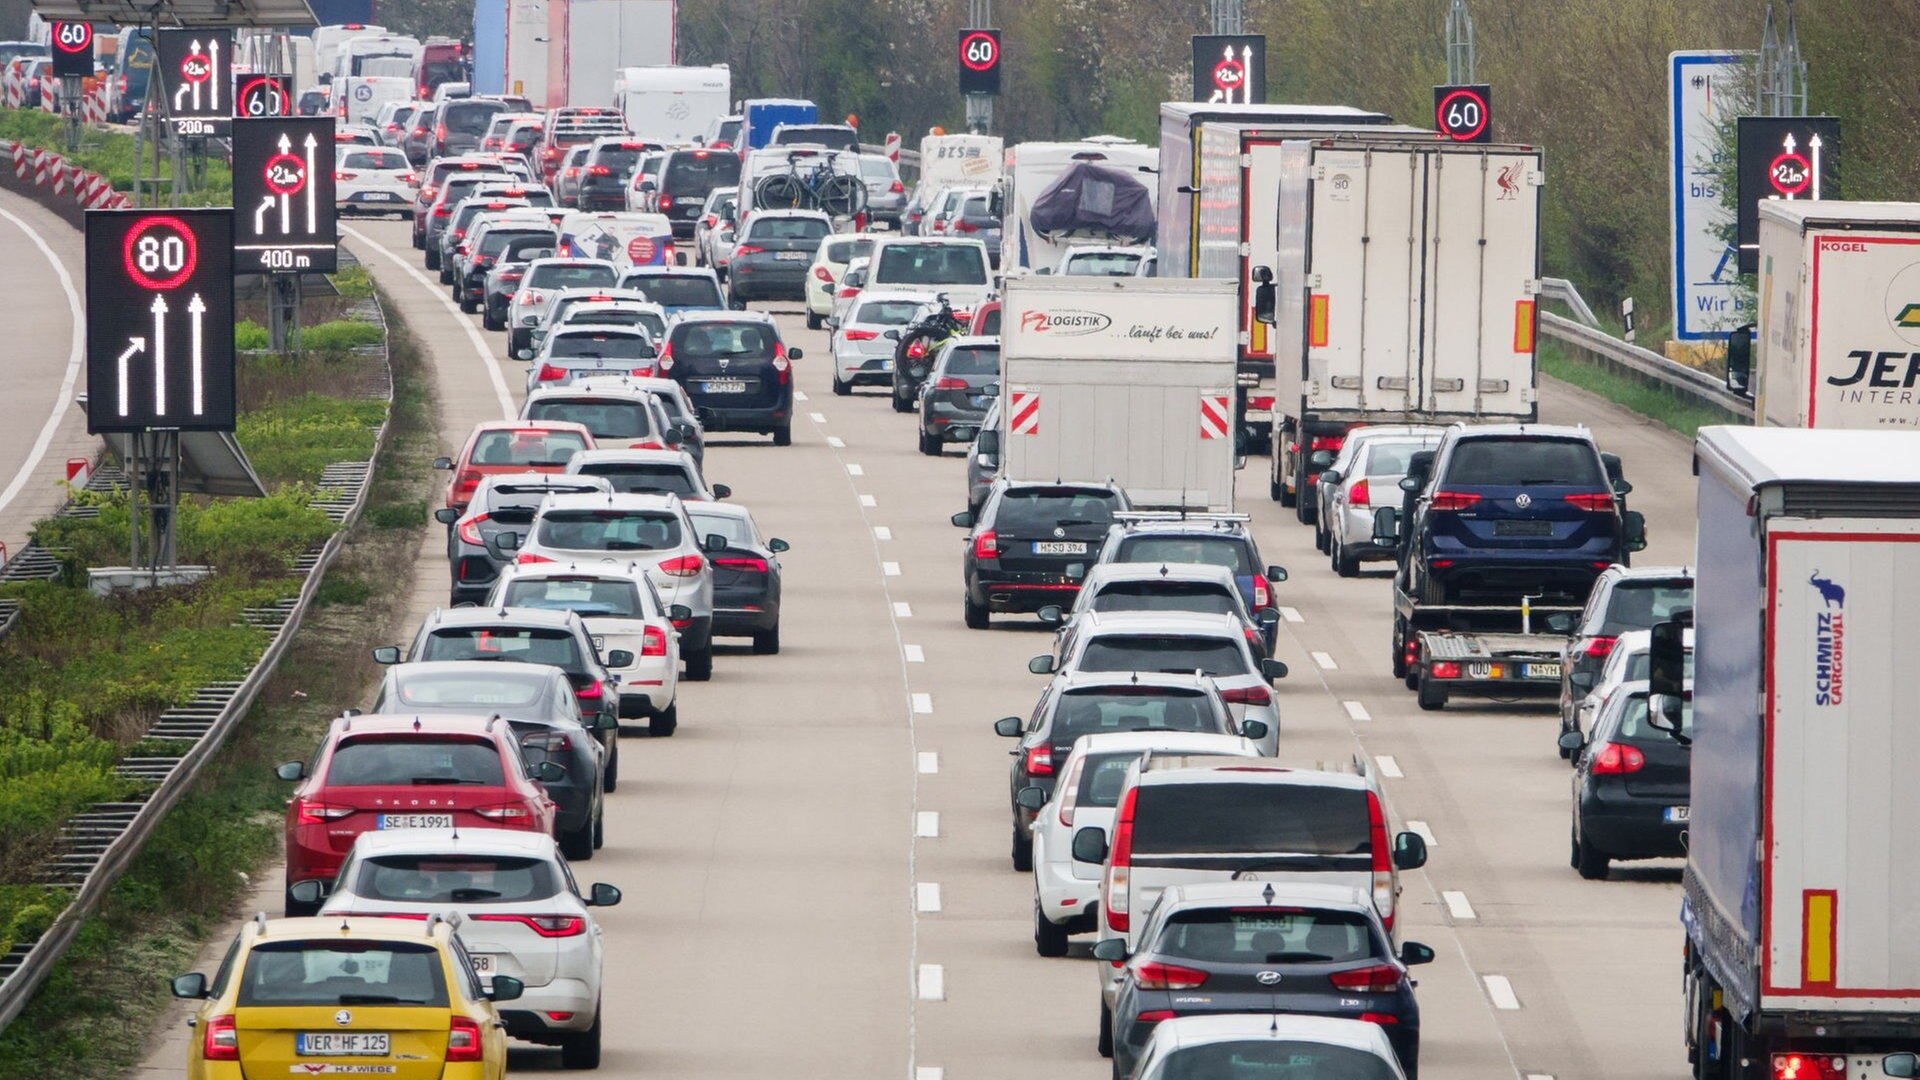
[[952, 480, 1131, 629], [687, 502, 787, 655], [1561, 681, 1691, 880], [1098, 882, 1432, 1079]]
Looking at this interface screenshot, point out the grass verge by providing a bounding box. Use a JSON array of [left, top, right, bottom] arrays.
[[0, 292, 434, 1079], [0, 107, 233, 207], [1539, 337, 1734, 440]]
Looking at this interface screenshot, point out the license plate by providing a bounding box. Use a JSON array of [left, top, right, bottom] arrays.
[[356, 192, 401, 201], [1665, 806, 1691, 823], [775, 251, 808, 260], [879, 359, 893, 371], [1033, 541, 1087, 555], [702, 379, 747, 394], [1525, 662, 1561, 679], [468, 953, 497, 974], [297, 1032, 391, 1056], [377, 814, 453, 830], [1494, 519, 1555, 537]]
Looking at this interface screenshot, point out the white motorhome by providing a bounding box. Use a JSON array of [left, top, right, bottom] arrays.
[[918, 133, 1003, 192], [312, 23, 388, 79], [613, 65, 730, 146], [998, 136, 1158, 274], [333, 34, 420, 83]]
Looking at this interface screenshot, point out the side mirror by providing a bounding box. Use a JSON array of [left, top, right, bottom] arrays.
[[1308, 450, 1335, 470], [978, 431, 1000, 455], [486, 974, 525, 1002], [704, 533, 730, 554], [605, 649, 635, 668], [1252, 266, 1277, 326], [669, 604, 692, 621], [787, 347, 804, 360], [432, 456, 455, 470], [1240, 719, 1270, 742], [1027, 655, 1056, 675], [1543, 612, 1577, 635], [1071, 826, 1109, 864], [993, 716, 1023, 737], [488, 531, 521, 555], [1392, 830, 1429, 870], [1090, 938, 1128, 963], [1320, 469, 1343, 486], [534, 760, 567, 783], [950, 510, 973, 528], [587, 882, 622, 907], [1260, 658, 1289, 681], [1884, 1054, 1919, 1079], [711, 483, 732, 499], [639, 180, 657, 191], [1265, 565, 1288, 584], [1725, 322, 1754, 398], [288, 879, 330, 905], [768, 538, 790, 554], [1014, 786, 1046, 810], [1648, 692, 1691, 745], [1036, 605, 1065, 626], [1372, 507, 1401, 545], [1398, 475, 1421, 492], [1399, 941, 1436, 967], [371, 646, 402, 665], [1622, 509, 1648, 553], [169, 972, 209, 1000], [275, 760, 306, 782], [434, 507, 460, 524], [1558, 730, 1586, 754], [1649, 613, 1691, 697], [884, 329, 902, 341], [664, 428, 684, 446]]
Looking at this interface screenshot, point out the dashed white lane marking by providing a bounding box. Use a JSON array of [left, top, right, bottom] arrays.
[[1376, 755, 1404, 779], [847, 463, 864, 476], [917, 751, 939, 774], [904, 644, 925, 663], [1443, 891, 1478, 920], [861, 493, 878, 507], [1343, 700, 1372, 722], [1525, 1074, 1554, 1080], [917, 964, 945, 1000], [1278, 606, 1305, 623], [883, 561, 901, 576], [827, 436, 846, 448], [809, 411, 827, 423], [1312, 651, 1339, 670], [1407, 820, 1436, 846], [916, 883, 943, 913], [873, 525, 892, 540], [0, 206, 84, 520], [912, 692, 934, 714], [893, 601, 914, 618], [915, 811, 940, 837], [917, 1069, 945, 1080], [794, 390, 809, 402], [1484, 975, 1521, 1010]]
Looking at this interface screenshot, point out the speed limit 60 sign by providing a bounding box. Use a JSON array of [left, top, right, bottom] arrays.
[[1434, 84, 1492, 143], [51, 22, 95, 79], [84, 209, 236, 434], [235, 73, 293, 118], [958, 28, 1001, 95]]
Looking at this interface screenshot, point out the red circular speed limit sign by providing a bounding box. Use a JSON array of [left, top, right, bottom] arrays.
[[1213, 59, 1245, 92], [121, 216, 200, 291], [960, 31, 998, 72], [263, 152, 306, 196], [1435, 87, 1490, 142], [182, 52, 212, 83], [1770, 152, 1812, 196], [53, 21, 93, 53]]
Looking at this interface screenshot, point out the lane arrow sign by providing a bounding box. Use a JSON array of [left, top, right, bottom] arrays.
[[150, 294, 169, 415], [207, 38, 219, 111], [303, 131, 318, 233], [117, 337, 146, 417], [1810, 132, 1824, 200], [255, 194, 276, 233], [187, 294, 207, 414]]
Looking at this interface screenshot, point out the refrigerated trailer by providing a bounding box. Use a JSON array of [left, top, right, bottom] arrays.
[[1673, 425, 1920, 1078]]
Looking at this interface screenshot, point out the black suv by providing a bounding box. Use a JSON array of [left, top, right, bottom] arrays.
[[659, 312, 801, 445], [951, 480, 1132, 629], [579, 137, 659, 211], [654, 148, 742, 237]]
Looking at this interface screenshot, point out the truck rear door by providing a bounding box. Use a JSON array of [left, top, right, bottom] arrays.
[[1761, 521, 1920, 1013], [1306, 147, 1419, 416], [1421, 148, 1541, 418]]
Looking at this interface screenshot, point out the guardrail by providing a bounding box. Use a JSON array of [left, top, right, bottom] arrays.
[[1537, 310, 1753, 423], [0, 266, 394, 1033]]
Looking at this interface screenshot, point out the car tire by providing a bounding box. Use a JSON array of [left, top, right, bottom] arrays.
[[832, 371, 852, 396], [1399, 1043, 1420, 1080], [458, 294, 478, 314], [1011, 821, 1033, 871], [918, 430, 941, 456], [483, 306, 504, 332], [1034, 896, 1069, 957], [806, 310, 823, 330], [602, 741, 618, 792], [411, 229, 424, 250], [560, 818, 594, 860], [592, 807, 604, 849], [1315, 520, 1329, 554], [1573, 822, 1610, 880], [560, 1007, 602, 1070], [425, 247, 440, 270], [685, 645, 713, 682], [1335, 544, 1360, 578], [963, 593, 990, 630], [1295, 474, 1317, 525], [649, 702, 678, 737], [892, 389, 914, 413], [772, 424, 792, 447], [1097, 1000, 1113, 1058], [752, 625, 780, 655], [1416, 670, 1447, 711]]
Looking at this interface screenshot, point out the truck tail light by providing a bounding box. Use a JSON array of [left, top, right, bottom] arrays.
[[1428, 490, 1482, 512], [1132, 962, 1209, 990], [1350, 478, 1371, 507], [657, 553, 704, 577], [1773, 1056, 1848, 1080], [1220, 685, 1272, 708], [1564, 492, 1616, 512], [1589, 742, 1647, 775], [1023, 744, 1052, 777], [972, 530, 998, 560], [1329, 965, 1405, 993]]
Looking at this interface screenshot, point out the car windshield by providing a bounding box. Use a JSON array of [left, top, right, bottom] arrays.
[[1363, 440, 1437, 477], [501, 576, 643, 618], [993, 488, 1120, 533], [326, 736, 505, 786], [353, 854, 559, 904], [1158, 1041, 1402, 1080], [574, 463, 697, 497], [856, 300, 923, 325], [750, 217, 831, 242], [1080, 634, 1248, 677], [1053, 690, 1217, 742], [548, 332, 654, 360], [529, 264, 619, 290], [664, 152, 739, 190], [1446, 437, 1604, 486], [525, 400, 655, 439], [419, 627, 583, 670], [1155, 907, 1379, 964], [343, 149, 406, 170], [238, 941, 448, 1007], [442, 101, 504, 134], [468, 430, 588, 467], [591, 145, 646, 173], [876, 243, 988, 285], [1131, 783, 1371, 857], [1090, 581, 1237, 616], [622, 275, 722, 308], [1599, 581, 1694, 635], [1117, 535, 1253, 576], [674, 322, 774, 360], [943, 346, 999, 376], [535, 508, 682, 551], [480, 229, 551, 256], [388, 672, 547, 708], [1066, 251, 1142, 276], [687, 511, 755, 547]]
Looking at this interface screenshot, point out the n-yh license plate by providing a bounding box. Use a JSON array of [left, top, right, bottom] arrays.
[[701, 379, 748, 394], [1665, 806, 1691, 824], [1524, 662, 1561, 680], [377, 814, 454, 830], [1033, 541, 1087, 555], [297, 1032, 391, 1056]]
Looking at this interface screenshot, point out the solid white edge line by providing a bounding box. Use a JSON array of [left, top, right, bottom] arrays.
[[915, 811, 939, 837], [911, 692, 933, 714], [0, 205, 84, 518], [1343, 700, 1372, 722], [916, 964, 945, 1000], [1375, 755, 1404, 779], [1484, 974, 1521, 1010], [1407, 820, 1436, 846], [342, 226, 515, 420], [904, 644, 925, 663], [893, 601, 913, 617], [915, 882, 942, 913], [1311, 651, 1339, 670], [1278, 606, 1304, 623], [917, 751, 938, 774], [1443, 891, 1477, 920]]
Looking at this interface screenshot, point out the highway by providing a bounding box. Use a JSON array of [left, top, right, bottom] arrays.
[[127, 213, 1696, 1080]]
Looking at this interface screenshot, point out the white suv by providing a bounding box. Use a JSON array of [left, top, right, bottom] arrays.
[[863, 235, 994, 312]]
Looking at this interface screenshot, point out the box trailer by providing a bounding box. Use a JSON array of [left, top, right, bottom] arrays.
[[740, 98, 818, 153], [1674, 425, 1920, 1076], [998, 277, 1239, 511], [613, 64, 729, 146], [548, 0, 676, 109], [919, 133, 1003, 191]]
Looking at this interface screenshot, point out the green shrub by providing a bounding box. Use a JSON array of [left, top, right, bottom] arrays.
[[237, 397, 384, 488], [235, 320, 270, 350], [300, 320, 385, 353], [331, 265, 376, 299]]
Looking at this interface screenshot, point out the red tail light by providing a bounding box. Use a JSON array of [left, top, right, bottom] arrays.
[[906, 341, 927, 359], [542, 146, 561, 159], [953, 219, 979, 233], [575, 679, 605, 701], [1134, 1009, 1178, 1024], [1428, 490, 1482, 512], [1564, 492, 1616, 512], [204, 1015, 239, 1061], [1330, 964, 1406, 993], [1350, 478, 1371, 507], [734, 244, 765, 257], [472, 913, 587, 937], [475, 803, 533, 823], [813, 266, 834, 283], [1104, 787, 1139, 932], [657, 553, 704, 577], [658, 195, 674, 208], [1132, 961, 1209, 990], [1252, 574, 1271, 610], [843, 329, 878, 341], [515, 552, 556, 565], [714, 555, 769, 573], [435, 124, 447, 141], [447, 1017, 484, 1062], [1368, 792, 1395, 932], [972, 530, 999, 560], [334, 170, 358, 181], [456, 513, 489, 546], [641, 624, 668, 657], [838, 285, 861, 298], [433, 204, 453, 216], [1309, 435, 1345, 453], [932, 377, 968, 390], [295, 798, 352, 824], [452, 471, 483, 505], [702, 214, 716, 228], [1430, 660, 1461, 679], [1023, 743, 1053, 777], [1357, 1012, 1402, 1026], [1584, 635, 1618, 659], [537, 363, 568, 382], [890, 180, 905, 193], [1220, 684, 1272, 708], [521, 730, 573, 753], [1589, 742, 1647, 775], [588, 164, 611, 176], [1773, 1055, 1849, 1080]]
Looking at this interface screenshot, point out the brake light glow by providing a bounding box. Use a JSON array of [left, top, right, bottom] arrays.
[[334, 170, 357, 181], [641, 624, 668, 657], [204, 1015, 239, 1061], [456, 513, 489, 546], [587, 164, 611, 176], [537, 363, 568, 382], [659, 195, 674, 208], [1368, 792, 1395, 931], [1429, 490, 1483, 512], [734, 244, 765, 257], [933, 377, 968, 390], [1430, 661, 1461, 679], [1132, 962, 1209, 990], [1350, 478, 1371, 507], [972, 530, 999, 560], [575, 679, 605, 701], [890, 180, 905, 193], [1309, 435, 1345, 453], [1564, 492, 1616, 512], [447, 1016, 484, 1062], [1772, 1055, 1847, 1080], [295, 798, 351, 824], [906, 341, 927, 359], [1584, 635, 1618, 659], [1024, 744, 1053, 777], [475, 803, 533, 822], [515, 552, 555, 565], [714, 556, 769, 573], [1589, 742, 1647, 775], [1104, 787, 1138, 932], [843, 329, 878, 341], [657, 553, 704, 578], [1330, 964, 1405, 993], [1220, 684, 1272, 708], [954, 219, 979, 233]]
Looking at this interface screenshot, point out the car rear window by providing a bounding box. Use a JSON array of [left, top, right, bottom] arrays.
[[1115, 535, 1253, 576], [673, 321, 775, 360], [1158, 1041, 1402, 1080], [975, 307, 1002, 335], [1090, 581, 1237, 616], [500, 576, 643, 618], [1080, 634, 1248, 677], [238, 941, 448, 1007], [525, 399, 656, 439], [1363, 440, 1435, 477], [860, 157, 897, 181], [1598, 581, 1694, 635], [534, 509, 682, 551], [565, 308, 666, 338], [529, 263, 619, 290], [1445, 437, 1604, 487], [1155, 907, 1379, 964], [875, 243, 988, 286], [354, 854, 558, 904], [573, 462, 697, 497], [419, 627, 583, 670], [621, 274, 722, 308], [500, 236, 556, 263], [663, 152, 740, 190], [342, 149, 406, 169], [1052, 689, 1217, 742], [750, 216, 831, 242], [1131, 783, 1371, 858], [468, 430, 587, 467], [1623, 650, 1693, 683], [993, 488, 1120, 532], [548, 332, 654, 359], [854, 299, 923, 325], [1075, 752, 1144, 809], [480, 228, 551, 256], [326, 736, 506, 786], [442, 100, 505, 135], [687, 511, 755, 547], [389, 672, 547, 708], [943, 346, 999, 376], [1066, 251, 1142, 277], [589, 144, 646, 173]]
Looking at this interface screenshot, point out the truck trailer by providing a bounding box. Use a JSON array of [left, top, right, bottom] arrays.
[[613, 64, 729, 146]]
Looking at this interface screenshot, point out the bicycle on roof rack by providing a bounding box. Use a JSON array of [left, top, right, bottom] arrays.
[[753, 148, 868, 217]]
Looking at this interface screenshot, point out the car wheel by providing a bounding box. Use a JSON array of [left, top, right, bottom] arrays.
[[685, 645, 713, 682], [918, 430, 941, 456], [1334, 544, 1360, 578], [593, 807, 604, 849], [1315, 520, 1329, 554], [411, 229, 424, 250], [892, 388, 914, 413], [560, 1006, 602, 1070], [1399, 1043, 1420, 1080], [1011, 820, 1033, 871], [1573, 821, 1610, 880], [1097, 1000, 1113, 1058], [602, 740, 618, 791], [772, 424, 792, 447], [832, 370, 852, 396], [1416, 670, 1447, 711], [806, 310, 823, 330], [1034, 896, 1069, 957], [963, 593, 990, 630], [752, 625, 780, 655], [483, 306, 504, 332], [560, 818, 594, 860], [458, 294, 478, 314], [649, 702, 678, 737], [1295, 478, 1317, 525], [425, 247, 440, 270]]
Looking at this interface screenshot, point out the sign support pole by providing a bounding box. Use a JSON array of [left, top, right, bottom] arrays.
[[267, 272, 302, 355]]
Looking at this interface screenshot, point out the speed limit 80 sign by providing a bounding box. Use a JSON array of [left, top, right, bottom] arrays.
[[1434, 84, 1492, 143], [958, 28, 1001, 95]]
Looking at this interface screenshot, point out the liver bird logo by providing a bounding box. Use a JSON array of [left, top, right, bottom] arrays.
[[1496, 164, 1520, 200]]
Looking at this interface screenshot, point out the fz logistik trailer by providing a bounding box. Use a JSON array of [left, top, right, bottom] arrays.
[[997, 276, 1239, 512], [1256, 139, 1544, 524], [1668, 426, 1920, 1080]]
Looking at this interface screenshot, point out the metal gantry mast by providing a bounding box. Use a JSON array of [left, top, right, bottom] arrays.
[[1446, 0, 1475, 84], [1212, 0, 1244, 36], [1758, 0, 1807, 116], [966, 0, 993, 133]]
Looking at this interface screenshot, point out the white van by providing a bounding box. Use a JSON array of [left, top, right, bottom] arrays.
[[335, 74, 412, 127]]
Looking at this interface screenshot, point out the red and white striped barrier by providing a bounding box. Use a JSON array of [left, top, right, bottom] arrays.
[[884, 131, 901, 166], [83, 87, 106, 125], [0, 136, 130, 209], [39, 76, 57, 112], [2, 66, 23, 109]]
